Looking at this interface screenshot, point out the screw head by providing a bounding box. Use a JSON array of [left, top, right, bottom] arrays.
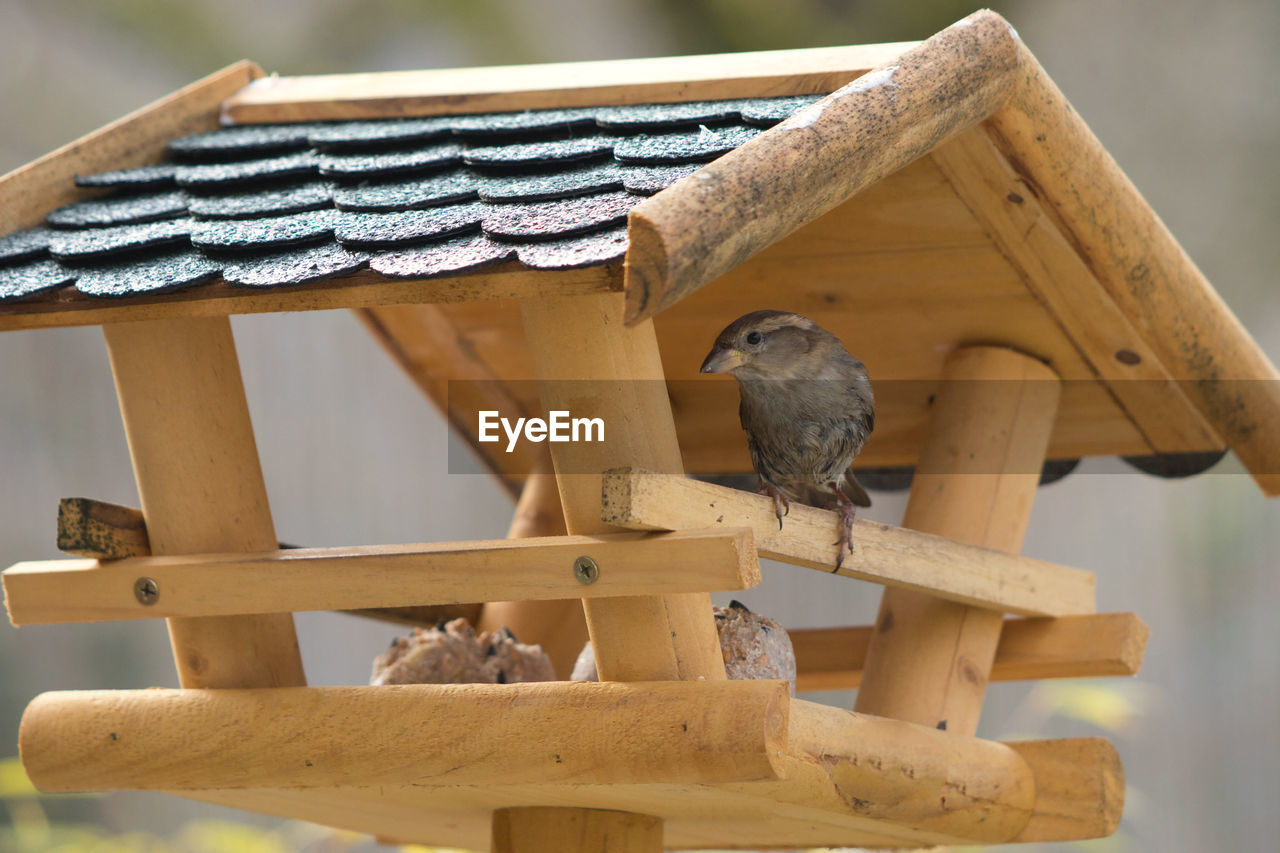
[[133, 577, 159, 605], [573, 556, 599, 585]]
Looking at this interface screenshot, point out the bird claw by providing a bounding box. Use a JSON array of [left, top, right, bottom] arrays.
[[830, 485, 857, 572], [757, 482, 790, 530]]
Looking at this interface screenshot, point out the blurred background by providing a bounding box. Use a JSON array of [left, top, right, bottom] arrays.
[[1, 1, 1277, 851]]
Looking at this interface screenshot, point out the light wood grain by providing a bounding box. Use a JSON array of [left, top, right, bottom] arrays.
[[3, 528, 759, 626], [791, 613, 1149, 691], [103, 317, 305, 689], [931, 126, 1223, 454], [478, 462, 590, 680], [19, 681, 790, 791], [0, 262, 619, 333], [988, 41, 1280, 494], [624, 10, 1020, 323], [520, 293, 725, 682], [1006, 737, 1124, 843], [222, 43, 914, 124], [0, 61, 260, 234], [601, 468, 1094, 617], [493, 808, 662, 853], [854, 347, 1061, 735]]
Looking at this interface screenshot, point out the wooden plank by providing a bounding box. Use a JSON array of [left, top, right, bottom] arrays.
[[520, 293, 726, 682], [221, 43, 915, 124], [624, 10, 1020, 323], [477, 462, 591, 680], [493, 809, 662, 853], [988, 41, 1280, 494], [931, 126, 1223, 454], [0, 61, 261, 235], [3, 528, 760, 626], [791, 613, 1149, 691], [601, 468, 1094, 617], [18, 681, 791, 791], [48, 495, 483, 630], [103, 317, 305, 689], [854, 347, 1061, 735], [0, 262, 619, 333], [56, 497, 150, 559]]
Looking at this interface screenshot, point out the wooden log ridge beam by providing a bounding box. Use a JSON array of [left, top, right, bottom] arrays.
[[854, 347, 1061, 735], [792, 613, 1148, 691], [521, 292, 727, 682], [19, 681, 791, 791], [986, 42, 1280, 495], [104, 317, 305, 689], [220, 43, 915, 124], [601, 467, 1095, 617], [624, 10, 1020, 324], [2, 528, 759, 626]]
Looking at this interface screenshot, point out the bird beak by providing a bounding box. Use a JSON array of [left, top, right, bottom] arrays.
[[700, 347, 745, 374]]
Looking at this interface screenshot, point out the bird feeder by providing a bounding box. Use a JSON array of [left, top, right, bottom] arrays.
[[3, 10, 1277, 851]]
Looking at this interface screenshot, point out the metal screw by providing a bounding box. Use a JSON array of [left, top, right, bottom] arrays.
[[573, 556, 599, 585], [133, 577, 159, 605]]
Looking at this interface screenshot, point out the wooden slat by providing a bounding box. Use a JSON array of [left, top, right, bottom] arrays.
[[19, 681, 790, 790], [601, 468, 1094, 617], [494, 809, 662, 853], [791, 613, 1149, 691], [104, 316, 305, 689], [1006, 737, 1124, 843], [931, 126, 1223, 454], [854, 347, 1061, 735], [624, 10, 1020, 323], [0, 60, 261, 235], [520, 293, 726, 683], [3, 528, 759, 626], [0, 263, 619, 333], [221, 43, 915, 124], [988, 41, 1280, 494]]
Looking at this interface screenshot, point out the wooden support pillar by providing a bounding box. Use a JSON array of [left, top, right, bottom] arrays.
[[493, 808, 662, 853], [520, 292, 726, 683], [854, 347, 1060, 734], [477, 460, 589, 679], [103, 317, 305, 689]]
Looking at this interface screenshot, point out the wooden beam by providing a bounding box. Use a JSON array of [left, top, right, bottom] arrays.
[[48, 495, 483, 629], [104, 316, 305, 689], [520, 292, 726, 682], [624, 10, 1020, 324], [477, 461, 591, 680], [791, 613, 1149, 691], [601, 468, 1094, 617], [3, 528, 759, 626], [1006, 737, 1124, 843], [493, 809, 662, 853], [931, 126, 1223, 454], [0, 60, 261, 235], [19, 681, 791, 791], [0, 263, 619, 334], [988, 41, 1280, 495], [854, 347, 1061, 735], [221, 43, 915, 124]]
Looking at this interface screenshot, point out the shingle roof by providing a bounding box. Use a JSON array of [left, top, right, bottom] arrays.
[[0, 96, 821, 303]]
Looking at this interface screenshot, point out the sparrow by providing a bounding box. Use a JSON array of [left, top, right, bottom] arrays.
[[700, 310, 874, 569]]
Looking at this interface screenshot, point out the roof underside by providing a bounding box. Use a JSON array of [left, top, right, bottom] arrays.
[[0, 12, 1276, 499]]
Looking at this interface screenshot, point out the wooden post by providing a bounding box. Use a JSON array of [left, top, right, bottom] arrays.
[[493, 808, 662, 853], [519, 293, 725, 683], [103, 316, 305, 688], [477, 461, 590, 678], [854, 347, 1060, 734]]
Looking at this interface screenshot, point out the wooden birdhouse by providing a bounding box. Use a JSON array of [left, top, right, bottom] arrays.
[[3, 10, 1277, 851]]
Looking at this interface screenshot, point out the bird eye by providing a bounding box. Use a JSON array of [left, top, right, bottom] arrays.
[[745, 331, 763, 345]]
